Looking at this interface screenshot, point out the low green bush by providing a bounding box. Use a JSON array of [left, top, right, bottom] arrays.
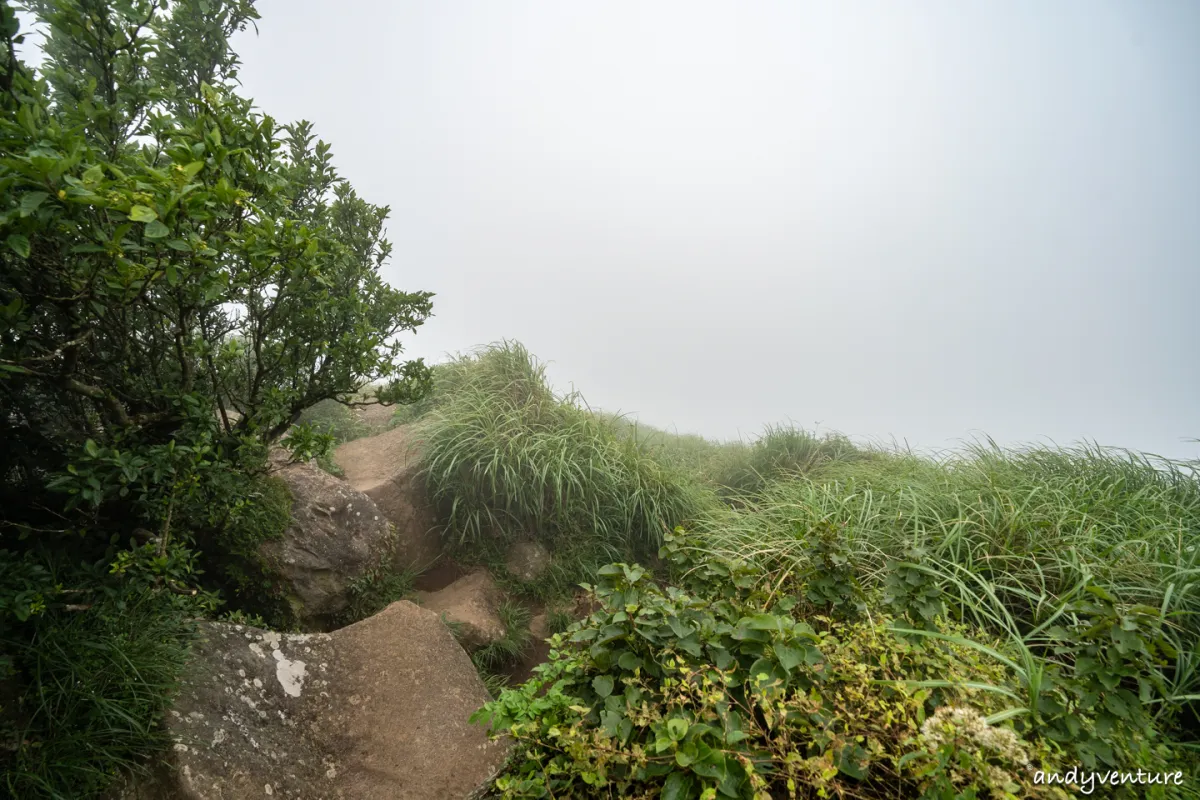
[[472, 530, 1190, 799], [295, 399, 370, 446], [336, 559, 416, 628]]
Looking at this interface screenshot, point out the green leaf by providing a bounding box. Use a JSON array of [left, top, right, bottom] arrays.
[[617, 651, 642, 671], [662, 770, 696, 800], [748, 657, 786, 686], [837, 743, 870, 779], [129, 205, 158, 222], [20, 192, 48, 216], [144, 219, 170, 239], [592, 675, 614, 698], [774, 644, 803, 672], [666, 718, 688, 741], [82, 164, 104, 183], [667, 616, 692, 640], [166, 239, 191, 251], [182, 160, 205, 179], [743, 613, 788, 632], [7, 234, 30, 258], [676, 634, 704, 658]]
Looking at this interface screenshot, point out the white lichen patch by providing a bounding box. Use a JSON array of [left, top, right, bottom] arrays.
[[272, 649, 307, 697], [248, 642, 266, 659]]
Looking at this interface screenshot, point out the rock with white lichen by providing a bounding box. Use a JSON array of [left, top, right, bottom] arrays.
[[120, 601, 508, 799]]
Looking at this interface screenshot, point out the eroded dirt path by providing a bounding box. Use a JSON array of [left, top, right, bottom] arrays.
[[334, 424, 421, 493], [332, 424, 445, 575]]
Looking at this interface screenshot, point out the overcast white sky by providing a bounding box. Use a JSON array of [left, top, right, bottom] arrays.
[[225, 1, 1197, 457]]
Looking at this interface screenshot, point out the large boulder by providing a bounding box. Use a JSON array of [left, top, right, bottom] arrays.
[[333, 425, 442, 574], [260, 460, 395, 629], [416, 570, 506, 651], [128, 601, 508, 799]]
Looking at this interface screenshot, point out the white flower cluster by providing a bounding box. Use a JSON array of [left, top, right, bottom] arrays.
[[920, 705, 1033, 789]]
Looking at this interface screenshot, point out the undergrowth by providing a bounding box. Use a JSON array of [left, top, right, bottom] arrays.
[[1, 589, 198, 799], [473, 600, 534, 674], [687, 442, 1200, 704], [474, 530, 1195, 798], [336, 561, 416, 628]]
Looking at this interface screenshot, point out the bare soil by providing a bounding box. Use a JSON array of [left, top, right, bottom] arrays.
[[333, 425, 456, 588], [335, 424, 421, 494]]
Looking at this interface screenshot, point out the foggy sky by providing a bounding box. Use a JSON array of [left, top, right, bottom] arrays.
[[228, 1, 1198, 458]]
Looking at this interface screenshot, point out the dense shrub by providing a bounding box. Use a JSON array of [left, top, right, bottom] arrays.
[[475, 531, 1191, 798], [295, 399, 369, 447], [0, 0, 433, 794], [200, 473, 296, 627]]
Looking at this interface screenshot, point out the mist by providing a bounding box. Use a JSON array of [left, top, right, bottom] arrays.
[[227, 1, 1199, 458]]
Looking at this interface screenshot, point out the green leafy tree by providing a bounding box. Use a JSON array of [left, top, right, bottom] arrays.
[[0, 2, 433, 793], [1, 0, 433, 526]]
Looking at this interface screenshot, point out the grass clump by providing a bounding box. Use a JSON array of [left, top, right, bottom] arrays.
[[337, 562, 416, 628], [711, 422, 874, 498], [683, 440, 1200, 774], [388, 360, 477, 427], [472, 600, 534, 673], [417, 341, 713, 563], [604, 418, 875, 500], [1, 589, 197, 800], [690, 441, 1200, 641]]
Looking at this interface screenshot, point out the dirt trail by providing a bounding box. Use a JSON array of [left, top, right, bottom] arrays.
[[331, 425, 445, 576], [335, 424, 421, 494]]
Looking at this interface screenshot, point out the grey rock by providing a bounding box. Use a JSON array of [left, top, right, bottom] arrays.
[[261, 461, 395, 628], [416, 571, 506, 651], [504, 539, 552, 583], [124, 602, 508, 799]]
